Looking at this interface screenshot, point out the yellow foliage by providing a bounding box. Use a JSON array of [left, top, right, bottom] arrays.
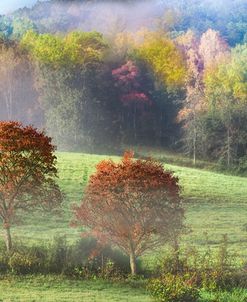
[[137, 32, 186, 89]]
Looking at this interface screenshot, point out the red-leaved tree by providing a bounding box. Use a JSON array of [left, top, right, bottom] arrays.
[[73, 151, 184, 275], [112, 60, 151, 107], [112, 61, 151, 141], [0, 121, 63, 251]]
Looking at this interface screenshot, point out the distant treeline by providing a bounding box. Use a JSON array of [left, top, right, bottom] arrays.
[[0, 0, 246, 45], [0, 0, 246, 169]]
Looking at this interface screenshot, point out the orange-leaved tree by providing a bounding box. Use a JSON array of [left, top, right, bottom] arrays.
[[73, 151, 184, 275], [0, 121, 63, 251]]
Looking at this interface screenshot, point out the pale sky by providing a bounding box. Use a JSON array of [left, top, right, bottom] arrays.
[[0, 0, 40, 14]]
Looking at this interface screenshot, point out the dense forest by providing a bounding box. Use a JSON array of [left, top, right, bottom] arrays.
[[0, 0, 246, 170]]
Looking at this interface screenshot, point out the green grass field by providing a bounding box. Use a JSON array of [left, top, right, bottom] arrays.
[[0, 276, 151, 302], [0, 275, 247, 302], [3, 152, 247, 257], [0, 151, 247, 301]]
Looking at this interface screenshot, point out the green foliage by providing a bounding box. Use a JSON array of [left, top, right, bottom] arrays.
[[11, 17, 37, 40], [21, 31, 69, 67], [64, 31, 108, 67], [21, 30, 107, 68], [0, 236, 132, 278], [231, 44, 247, 102], [13, 28, 247, 162], [205, 44, 247, 106], [153, 234, 247, 293], [0, 245, 48, 274], [148, 274, 199, 302], [235, 156, 247, 175], [8, 250, 43, 274], [137, 34, 186, 89], [201, 288, 247, 302], [0, 252, 9, 273], [0, 16, 13, 40], [2, 0, 246, 46], [46, 236, 68, 274], [20, 30, 109, 150], [203, 44, 247, 165]]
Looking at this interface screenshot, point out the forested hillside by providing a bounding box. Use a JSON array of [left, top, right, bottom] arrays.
[[0, 0, 246, 170]]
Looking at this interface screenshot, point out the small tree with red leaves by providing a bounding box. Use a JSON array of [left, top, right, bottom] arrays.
[[112, 61, 152, 141], [0, 121, 63, 251], [73, 151, 184, 275]]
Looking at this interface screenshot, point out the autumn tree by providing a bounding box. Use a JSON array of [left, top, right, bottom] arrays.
[[112, 60, 151, 142], [204, 44, 247, 166], [177, 29, 230, 164], [137, 32, 186, 89], [73, 151, 184, 275], [176, 30, 205, 164], [0, 121, 62, 251], [199, 29, 229, 68]]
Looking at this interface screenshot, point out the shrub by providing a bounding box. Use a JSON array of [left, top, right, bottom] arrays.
[[0, 252, 9, 273], [99, 259, 119, 280], [100, 246, 130, 275], [156, 250, 189, 275], [69, 240, 130, 279], [8, 250, 43, 274], [235, 156, 247, 175], [46, 237, 69, 274], [148, 273, 199, 302], [0, 237, 133, 277]]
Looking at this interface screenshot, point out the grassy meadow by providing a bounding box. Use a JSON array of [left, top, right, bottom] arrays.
[[1, 275, 247, 302], [0, 275, 151, 302], [1, 151, 247, 301], [3, 151, 247, 257]]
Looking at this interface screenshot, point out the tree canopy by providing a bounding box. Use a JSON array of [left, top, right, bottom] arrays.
[[73, 151, 184, 275], [0, 121, 62, 251]]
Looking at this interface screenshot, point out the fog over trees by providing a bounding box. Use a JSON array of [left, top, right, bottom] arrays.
[[0, 0, 246, 169]]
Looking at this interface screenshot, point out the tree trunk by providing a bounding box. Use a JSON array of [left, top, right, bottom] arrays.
[[192, 113, 197, 165], [172, 238, 180, 273], [193, 127, 196, 165], [4, 225, 12, 252], [159, 112, 163, 147], [130, 250, 137, 275], [133, 103, 137, 142], [227, 127, 231, 167], [193, 137, 196, 165]]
